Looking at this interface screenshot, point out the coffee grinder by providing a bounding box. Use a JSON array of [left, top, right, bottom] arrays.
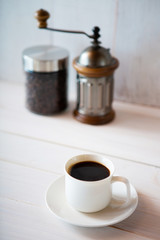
[[34, 9, 119, 124]]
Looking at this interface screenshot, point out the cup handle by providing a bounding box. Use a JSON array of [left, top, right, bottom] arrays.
[[111, 176, 131, 208]]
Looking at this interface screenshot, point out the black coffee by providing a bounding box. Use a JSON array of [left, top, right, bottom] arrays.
[[69, 161, 110, 181]]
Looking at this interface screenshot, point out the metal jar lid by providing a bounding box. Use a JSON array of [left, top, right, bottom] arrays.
[[73, 45, 119, 78], [23, 45, 69, 72]]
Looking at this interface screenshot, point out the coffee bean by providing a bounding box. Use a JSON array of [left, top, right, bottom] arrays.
[[25, 70, 68, 115]]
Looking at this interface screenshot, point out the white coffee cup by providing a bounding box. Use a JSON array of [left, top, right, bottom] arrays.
[[65, 154, 131, 213]]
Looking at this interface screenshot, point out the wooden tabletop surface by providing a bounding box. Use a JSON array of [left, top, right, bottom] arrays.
[[0, 81, 160, 240]]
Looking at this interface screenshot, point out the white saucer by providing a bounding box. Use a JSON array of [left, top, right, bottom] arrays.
[[46, 176, 138, 227]]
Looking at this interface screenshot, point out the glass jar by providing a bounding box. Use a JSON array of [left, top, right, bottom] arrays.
[[23, 45, 69, 115]]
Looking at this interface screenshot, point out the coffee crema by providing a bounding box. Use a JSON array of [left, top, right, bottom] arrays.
[[69, 161, 110, 181]]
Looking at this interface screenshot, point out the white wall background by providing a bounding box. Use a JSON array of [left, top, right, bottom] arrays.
[[1, 0, 160, 107]]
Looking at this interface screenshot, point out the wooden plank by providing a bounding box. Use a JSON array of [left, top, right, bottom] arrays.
[[116, 194, 160, 240], [114, 0, 160, 107], [0, 82, 160, 167], [0, 106, 160, 167], [0, 198, 152, 240], [0, 131, 160, 201], [0, 160, 159, 240], [0, 160, 57, 207]]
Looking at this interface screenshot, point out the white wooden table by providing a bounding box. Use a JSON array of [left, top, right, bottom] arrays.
[[0, 81, 160, 240]]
